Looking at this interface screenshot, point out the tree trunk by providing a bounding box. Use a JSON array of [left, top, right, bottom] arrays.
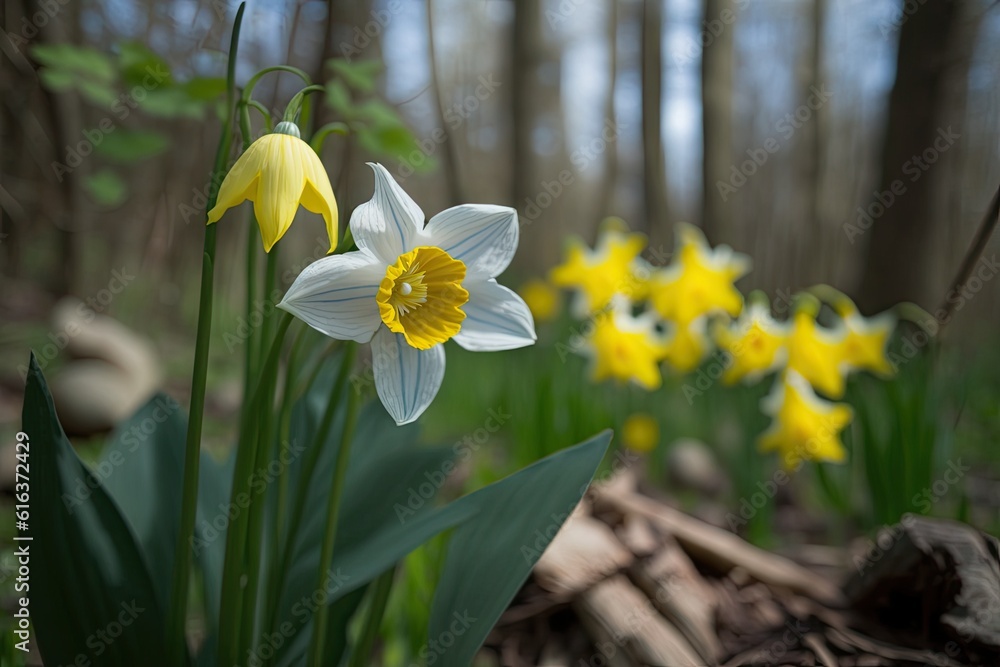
[[427, 0, 464, 206], [856, 0, 974, 313], [641, 0, 668, 230], [700, 0, 735, 241], [511, 0, 542, 213], [595, 0, 619, 225]]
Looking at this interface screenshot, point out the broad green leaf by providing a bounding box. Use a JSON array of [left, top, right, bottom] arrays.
[[94, 130, 169, 162], [21, 355, 170, 667], [427, 431, 612, 667], [84, 169, 128, 207], [194, 449, 235, 642], [271, 396, 469, 666], [98, 394, 186, 610]]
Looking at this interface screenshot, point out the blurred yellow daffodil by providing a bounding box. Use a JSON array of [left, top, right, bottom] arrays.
[[758, 371, 853, 469], [663, 317, 711, 374], [208, 121, 338, 253], [786, 310, 848, 398], [519, 279, 560, 322], [582, 299, 667, 390], [649, 223, 750, 324], [834, 301, 896, 378], [622, 413, 660, 454], [715, 301, 788, 385], [550, 224, 648, 314]]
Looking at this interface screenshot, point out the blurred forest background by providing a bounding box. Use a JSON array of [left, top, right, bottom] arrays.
[[1, 0, 1000, 408]]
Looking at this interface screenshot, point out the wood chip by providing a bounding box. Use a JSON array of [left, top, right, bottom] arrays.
[[534, 509, 633, 596], [574, 575, 705, 667], [631, 537, 722, 664], [593, 482, 847, 607]]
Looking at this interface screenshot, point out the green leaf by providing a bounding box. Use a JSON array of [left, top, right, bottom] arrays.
[[427, 431, 612, 667], [117, 41, 172, 88], [78, 79, 119, 107], [194, 449, 234, 643], [182, 77, 227, 101], [32, 44, 116, 82], [99, 394, 187, 611], [38, 68, 75, 92], [328, 59, 383, 94], [84, 169, 128, 207], [140, 88, 207, 119], [325, 79, 352, 115], [94, 130, 169, 163], [20, 354, 170, 667], [271, 396, 472, 666]]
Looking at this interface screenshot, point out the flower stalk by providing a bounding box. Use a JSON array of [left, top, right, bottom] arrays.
[[307, 355, 362, 665], [165, 4, 245, 662]]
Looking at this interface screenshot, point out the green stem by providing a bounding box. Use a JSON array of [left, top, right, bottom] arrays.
[[261, 248, 280, 351], [239, 370, 281, 659], [238, 93, 259, 429], [283, 84, 326, 123], [242, 65, 311, 107], [261, 344, 354, 652], [347, 568, 395, 667], [166, 5, 245, 663], [275, 324, 308, 549], [241, 218, 259, 429], [218, 312, 293, 667], [307, 355, 362, 666], [310, 122, 350, 153], [247, 99, 274, 132]]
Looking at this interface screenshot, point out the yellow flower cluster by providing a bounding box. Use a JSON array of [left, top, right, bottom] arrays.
[[540, 220, 750, 387], [715, 292, 896, 469], [525, 220, 900, 470]]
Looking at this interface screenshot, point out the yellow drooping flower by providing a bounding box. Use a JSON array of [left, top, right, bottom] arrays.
[[715, 302, 788, 385], [648, 223, 750, 325], [663, 318, 711, 374], [835, 301, 896, 378], [758, 371, 853, 470], [207, 121, 338, 253], [622, 413, 660, 454], [786, 309, 848, 398], [582, 300, 667, 391], [550, 223, 648, 314], [519, 279, 560, 322]]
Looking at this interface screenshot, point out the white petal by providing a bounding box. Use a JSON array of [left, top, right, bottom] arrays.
[[278, 252, 384, 343], [454, 279, 536, 351], [350, 163, 424, 263], [423, 204, 518, 279], [370, 327, 446, 425]]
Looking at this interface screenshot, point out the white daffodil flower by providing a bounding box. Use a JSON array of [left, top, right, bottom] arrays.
[[279, 163, 536, 425]]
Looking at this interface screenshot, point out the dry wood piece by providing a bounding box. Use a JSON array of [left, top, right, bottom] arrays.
[[845, 515, 1000, 664], [593, 483, 847, 608], [483, 474, 1000, 666], [617, 512, 660, 557], [630, 536, 722, 665], [574, 574, 705, 667], [534, 509, 634, 596]]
